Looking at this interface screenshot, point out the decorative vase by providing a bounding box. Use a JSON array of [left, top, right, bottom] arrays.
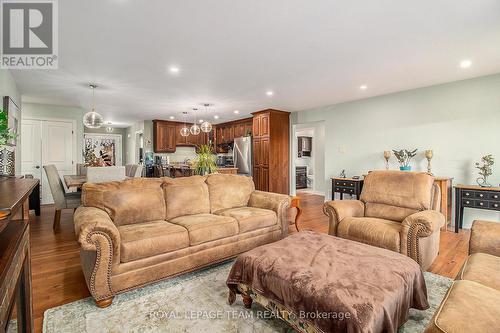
[[400, 166, 411, 171], [0, 146, 15, 176], [425, 149, 433, 175], [476, 177, 492, 188], [383, 151, 391, 170]]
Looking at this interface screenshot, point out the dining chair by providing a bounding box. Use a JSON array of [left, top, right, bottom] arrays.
[[76, 163, 87, 176], [180, 165, 193, 177], [133, 165, 143, 177], [43, 165, 82, 230], [125, 164, 143, 178], [86, 166, 126, 183]]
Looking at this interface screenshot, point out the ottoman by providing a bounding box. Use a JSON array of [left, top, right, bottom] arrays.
[[227, 231, 429, 333]]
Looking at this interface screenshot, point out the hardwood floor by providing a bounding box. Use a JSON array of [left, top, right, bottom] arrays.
[[29, 193, 469, 332]]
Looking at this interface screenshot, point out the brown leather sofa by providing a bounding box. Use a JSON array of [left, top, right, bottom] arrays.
[[425, 220, 500, 332], [324, 170, 444, 270], [74, 174, 290, 307]]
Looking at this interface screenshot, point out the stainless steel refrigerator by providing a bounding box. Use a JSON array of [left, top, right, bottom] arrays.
[[233, 136, 252, 176]]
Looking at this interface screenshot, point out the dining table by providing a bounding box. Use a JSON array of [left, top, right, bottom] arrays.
[[63, 175, 88, 191], [64, 175, 133, 190]]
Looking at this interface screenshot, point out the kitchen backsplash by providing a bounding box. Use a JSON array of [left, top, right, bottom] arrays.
[[153, 146, 197, 163]]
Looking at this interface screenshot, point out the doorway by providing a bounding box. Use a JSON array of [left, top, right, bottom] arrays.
[[291, 121, 326, 196], [21, 118, 76, 204]]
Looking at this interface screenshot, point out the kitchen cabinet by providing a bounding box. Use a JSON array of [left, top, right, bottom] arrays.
[[297, 136, 312, 157], [154, 120, 209, 152], [153, 120, 176, 153], [175, 123, 187, 145], [251, 109, 290, 194], [214, 118, 252, 146]]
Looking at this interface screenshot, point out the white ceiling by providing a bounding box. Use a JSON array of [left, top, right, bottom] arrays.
[[12, 0, 500, 127]]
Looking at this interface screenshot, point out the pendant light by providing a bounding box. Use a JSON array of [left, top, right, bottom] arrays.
[[83, 84, 104, 129], [200, 103, 213, 133], [190, 108, 201, 135], [180, 112, 190, 137]]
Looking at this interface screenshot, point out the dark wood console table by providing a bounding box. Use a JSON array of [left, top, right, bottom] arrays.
[[454, 184, 500, 233], [0, 178, 38, 332], [331, 177, 364, 200]]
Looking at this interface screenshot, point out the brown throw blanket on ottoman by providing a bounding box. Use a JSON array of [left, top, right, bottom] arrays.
[[227, 231, 429, 333]]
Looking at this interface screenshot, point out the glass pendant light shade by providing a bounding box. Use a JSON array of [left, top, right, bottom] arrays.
[[190, 123, 201, 135], [180, 126, 190, 137], [83, 84, 104, 129], [200, 121, 212, 133], [200, 103, 213, 133], [83, 109, 104, 128]]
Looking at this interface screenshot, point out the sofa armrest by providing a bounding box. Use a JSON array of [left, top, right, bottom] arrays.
[[248, 190, 291, 237], [401, 210, 444, 266], [323, 200, 365, 235], [74, 206, 120, 301], [469, 220, 500, 257]]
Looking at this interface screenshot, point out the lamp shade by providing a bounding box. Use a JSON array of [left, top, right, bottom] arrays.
[[180, 126, 190, 137], [190, 124, 201, 135], [83, 110, 103, 129], [200, 121, 212, 133]]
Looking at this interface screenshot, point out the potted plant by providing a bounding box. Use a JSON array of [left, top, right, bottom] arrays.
[[0, 108, 17, 176], [475, 154, 494, 187], [194, 144, 218, 175], [392, 149, 417, 171]]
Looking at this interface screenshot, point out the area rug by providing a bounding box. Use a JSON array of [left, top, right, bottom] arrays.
[[42, 261, 451, 333]]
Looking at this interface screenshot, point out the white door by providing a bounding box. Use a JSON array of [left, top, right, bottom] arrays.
[[21, 119, 75, 204], [21, 119, 43, 180]]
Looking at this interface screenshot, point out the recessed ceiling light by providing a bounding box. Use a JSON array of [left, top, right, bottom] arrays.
[[199, 119, 204, 123], [359, 85, 368, 90], [169, 116, 175, 120], [460, 59, 472, 69], [233, 110, 239, 114], [214, 115, 219, 119], [169, 66, 180, 74], [266, 91, 274, 96]]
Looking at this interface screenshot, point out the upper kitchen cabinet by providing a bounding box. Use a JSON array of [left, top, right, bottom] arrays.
[[297, 136, 312, 157], [153, 120, 176, 153], [253, 112, 270, 138], [154, 119, 210, 152], [215, 118, 252, 145], [251, 109, 290, 194]]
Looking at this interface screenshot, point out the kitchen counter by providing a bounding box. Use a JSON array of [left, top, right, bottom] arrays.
[[155, 164, 238, 177]]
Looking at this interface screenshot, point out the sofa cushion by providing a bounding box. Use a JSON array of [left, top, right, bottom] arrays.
[[426, 280, 500, 333], [338, 217, 401, 252], [458, 253, 500, 291], [360, 171, 434, 221], [169, 214, 239, 246], [118, 221, 189, 262], [217, 207, 277, 233], [82, 178, 166, 226], [206, 174, 255, 213], [162, 176, 210, 219]]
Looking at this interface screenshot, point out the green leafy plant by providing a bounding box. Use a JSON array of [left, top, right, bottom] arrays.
[[475, 154, 494, 187], [195, 144, 218, 175], [392, 149, 417, 167], [0, 108, 17, 146]]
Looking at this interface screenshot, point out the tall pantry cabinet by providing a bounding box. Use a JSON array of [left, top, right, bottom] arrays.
[[252, 109, 290, 194]]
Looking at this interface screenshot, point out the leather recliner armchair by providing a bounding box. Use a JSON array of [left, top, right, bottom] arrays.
[[324, 170, 444, 270]]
